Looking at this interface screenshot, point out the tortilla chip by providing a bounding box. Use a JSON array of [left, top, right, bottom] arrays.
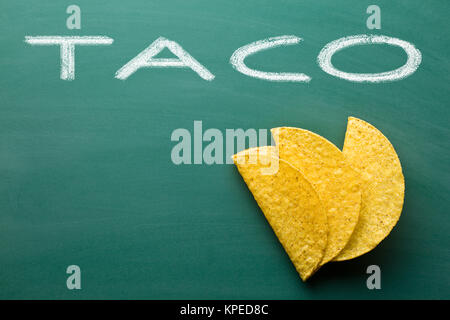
[[271, 127, 361, 264], [334, 117, 405, 261], [233, 146, 328, 281]]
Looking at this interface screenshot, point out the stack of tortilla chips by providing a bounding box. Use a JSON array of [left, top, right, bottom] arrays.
[[233, 117, 405, 281]]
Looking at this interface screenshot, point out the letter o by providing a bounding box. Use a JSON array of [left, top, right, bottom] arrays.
[[317, 35, 422, 82]]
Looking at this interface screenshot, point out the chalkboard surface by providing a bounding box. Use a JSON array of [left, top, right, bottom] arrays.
[[0, 0, 449, 299]]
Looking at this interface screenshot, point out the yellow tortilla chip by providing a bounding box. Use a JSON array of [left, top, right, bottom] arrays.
[[334, 117, 405, 261], [233, 146, 327, 281], [271, 127, 361, 265]]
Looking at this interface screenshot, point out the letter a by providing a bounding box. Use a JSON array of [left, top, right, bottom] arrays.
[[66, 265, 81, 290], [366, 265, 381, 289], [366, 5, 381, 30], [115, 37, 215, 80], [66, 5, 81, 30]]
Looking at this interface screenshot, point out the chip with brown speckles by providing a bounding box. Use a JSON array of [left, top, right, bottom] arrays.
[[233, 146, 328, 281], [271, 127, 362, 265], [334, 117, 405, 261]]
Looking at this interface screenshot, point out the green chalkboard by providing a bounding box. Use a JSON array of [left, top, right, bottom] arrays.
[[0, 0, 449, 299]]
